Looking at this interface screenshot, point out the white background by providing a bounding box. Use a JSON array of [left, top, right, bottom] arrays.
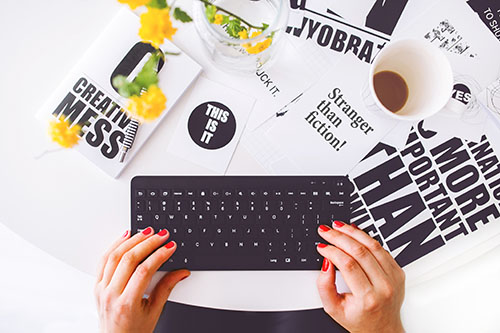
[[1, 0, 500, 331]]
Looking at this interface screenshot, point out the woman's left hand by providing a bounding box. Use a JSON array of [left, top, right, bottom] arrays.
[[94, 227, 190, 333]]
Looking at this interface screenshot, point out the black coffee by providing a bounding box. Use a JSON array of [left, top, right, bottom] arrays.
[[373, 71, 409, 113]]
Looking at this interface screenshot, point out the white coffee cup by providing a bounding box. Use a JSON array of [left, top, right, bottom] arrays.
[[369, 39, 454, 121]]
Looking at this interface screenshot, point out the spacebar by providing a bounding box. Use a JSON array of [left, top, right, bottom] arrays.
[[186, 255, 270, 271]]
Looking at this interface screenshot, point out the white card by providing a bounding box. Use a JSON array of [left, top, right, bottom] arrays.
[[264, 55, 399, 175], [167, 77, 256, 174]]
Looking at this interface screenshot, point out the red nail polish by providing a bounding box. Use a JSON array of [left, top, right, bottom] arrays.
[[317, 243, 327, 249], [165, 241, 175, 249], [157, 229, 168, 237], [319, 225, 330, 232], [122, 230, 129, 238], [142, 227, 153, 235], [322, 258, 329, 272], [351, 223, 359, 229], [180, 276, 188, 281], [333, 220, 345, 228]]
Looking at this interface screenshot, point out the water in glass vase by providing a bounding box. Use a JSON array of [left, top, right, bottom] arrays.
[[194, 0, 288, 74]]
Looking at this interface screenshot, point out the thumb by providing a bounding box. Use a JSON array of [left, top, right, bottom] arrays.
[[317, 258, 343, 320], [149, 269, 190, 313]]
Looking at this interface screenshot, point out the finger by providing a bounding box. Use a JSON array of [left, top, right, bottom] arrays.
[[101, 226, 155, 287], [317, 257, 344, 320], [332, 221, 401, 278], [317, 243, 371, 296], [318, 225, 387, 288], [123, 240, 179, 301], [96, 230, 130, 283], [109, 229, 171, 294], [149, 269, 190, 315]]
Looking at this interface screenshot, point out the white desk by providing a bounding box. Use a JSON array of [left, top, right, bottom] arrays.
[[1, 0, 500, 331]]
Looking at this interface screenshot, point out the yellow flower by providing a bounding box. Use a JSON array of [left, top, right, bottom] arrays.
[[118, 0, 149, 10], [238, 29, 252, 48], [245, 38, 272, 54], [127, 85, 167, 122], [139, 8, 178, 48], [214, 14, 224, 25], [240, 31, 272, 54], [250, 31, 262, 38], [48, 117, 81, 148], [238, 29, 249, 39]]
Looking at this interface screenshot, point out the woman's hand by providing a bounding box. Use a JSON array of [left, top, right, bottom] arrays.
[[95, 227, 190, 333], [316, 221, 405, 333]]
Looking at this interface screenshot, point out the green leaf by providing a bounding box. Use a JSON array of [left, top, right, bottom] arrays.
[[227, 19, 245, 38], [147, 0, 167, 9], [134, 53, 160, 89], [113, 76, 133, 98], [221, 15, 230, 25], [112, 76, 128, 90], [262, 23, 269, 31], [118, 85, 132, 98], [127, 82, 142, 97], [205, 4, 217, 23], [112, 53, 161, 98], [173, 7, 192, 22]]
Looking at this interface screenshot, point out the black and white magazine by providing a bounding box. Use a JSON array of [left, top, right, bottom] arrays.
[[37, 9, 202, 177]]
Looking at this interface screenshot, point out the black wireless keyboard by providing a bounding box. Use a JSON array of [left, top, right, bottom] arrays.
[[131, 176, 351, 271]]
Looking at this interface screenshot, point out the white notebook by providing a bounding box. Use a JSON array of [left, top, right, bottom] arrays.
[[37, 8, 202, 178]]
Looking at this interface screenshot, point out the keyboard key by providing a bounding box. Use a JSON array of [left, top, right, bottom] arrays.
[[152, 213, 165, 225], [135, 200, 145, 212]]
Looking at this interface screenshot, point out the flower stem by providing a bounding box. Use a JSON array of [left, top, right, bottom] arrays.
[[34, 148, 64, 160], [198, 0, 266, 30]]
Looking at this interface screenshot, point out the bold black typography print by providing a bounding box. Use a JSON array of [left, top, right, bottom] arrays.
[[350, 122, 500, 267], [468, 0, 500, 42], [287, 0, 409, 63], [365, 0, 409, 35]]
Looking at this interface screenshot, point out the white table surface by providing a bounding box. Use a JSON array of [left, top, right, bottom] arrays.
[[2, 0, 500, 330]]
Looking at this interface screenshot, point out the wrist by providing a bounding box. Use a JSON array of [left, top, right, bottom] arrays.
[[351, 318, 404, 333]]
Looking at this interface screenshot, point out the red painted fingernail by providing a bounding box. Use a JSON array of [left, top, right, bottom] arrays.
[[165, 241, 175, 249], [322, 258, 329, 272], [122, 230, 129, 238], [142, 227, 153, 235], [157, 229, 168, 237], [180, 276, 188, 281], [352, 223, 359, 229], [319, 225, 330, 232], [317, 243, 327, 249], [333, 220, 345, 228]]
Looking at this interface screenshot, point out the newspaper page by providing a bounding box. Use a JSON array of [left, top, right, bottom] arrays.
[[349, 117, 500, 279]]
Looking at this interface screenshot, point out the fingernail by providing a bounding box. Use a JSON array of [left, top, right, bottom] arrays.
[[142, 227, 153, 235], [333, 220, 345, 228], [180, 276, 189, 281], [351, 223, 359, 229], [317, 243, 327, 249], [319, 225, 330, 232], [322, 258, 329, 272], [157, 229, 168, 237], [122, 230, 129, 238], [165, 241, 175, 249]]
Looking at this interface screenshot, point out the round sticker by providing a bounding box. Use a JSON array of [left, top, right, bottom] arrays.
[[452, 83, 472, 105], [187, 101, 236, 150]]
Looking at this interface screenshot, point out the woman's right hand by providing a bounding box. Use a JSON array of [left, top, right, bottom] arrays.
[[316, 221, 406, 333]]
